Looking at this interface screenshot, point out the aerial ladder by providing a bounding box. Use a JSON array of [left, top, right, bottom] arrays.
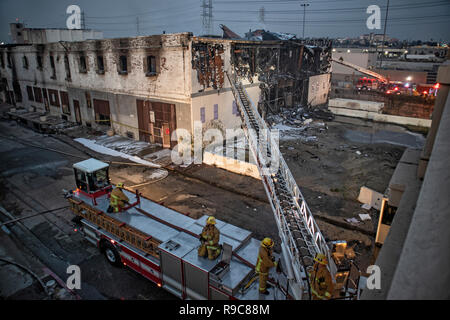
[[226, 71, 339, 300], [331, 57, 388, 83]]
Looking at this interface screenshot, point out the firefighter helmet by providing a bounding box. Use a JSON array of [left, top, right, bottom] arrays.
[[116, 182, 124, 188], [206, 216, 216, 225], [314, 253, 328, 265], [262, 237, 274, 248]]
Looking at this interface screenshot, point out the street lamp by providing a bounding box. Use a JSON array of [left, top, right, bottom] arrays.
[[301, 2, 310, 39]]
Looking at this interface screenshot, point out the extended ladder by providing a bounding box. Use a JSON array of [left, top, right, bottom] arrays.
[[226, 72, 334, 300], [331, 58, 388, 83]]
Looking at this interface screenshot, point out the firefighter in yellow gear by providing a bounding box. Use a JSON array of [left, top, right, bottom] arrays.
[[255, 237, 277, 295], [108, 183, 129, 213], [198, 216, 221, 260], [309, 253, 334, 300]]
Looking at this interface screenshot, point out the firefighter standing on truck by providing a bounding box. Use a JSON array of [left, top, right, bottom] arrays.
[[309, 253, 334, 300], [255, 237, 277, 295], [198, 216, 221, 260], [108, 182, 129, 213]]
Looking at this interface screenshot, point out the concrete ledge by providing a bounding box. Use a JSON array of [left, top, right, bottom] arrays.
[[328, 106, 432, 128], [329, 98, 383, 113], [203, 151, 261, 180]]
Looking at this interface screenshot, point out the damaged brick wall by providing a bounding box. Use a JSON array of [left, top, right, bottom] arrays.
[[191, 42, 225, 90]]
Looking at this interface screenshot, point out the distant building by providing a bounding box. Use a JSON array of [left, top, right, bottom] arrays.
[[10, 23, 103, 44]]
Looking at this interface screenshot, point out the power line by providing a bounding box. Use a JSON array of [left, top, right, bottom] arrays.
[[214, 13, 450, 24], [213, 1, 450, 14]]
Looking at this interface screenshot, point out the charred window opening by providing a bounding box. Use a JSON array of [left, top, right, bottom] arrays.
[[64, 55, 71, 81], [36, 54, 43, 70], [22, 56, 28, 69], [49, 54, 56, 79], [13, 81, 22, 103], [97, 55, 105, 74], [119, 55, 128, 74], [192, 42, 225, 90], [26, 85, 34, 101], [146, 55, 157, 76], [6, 52, 12, 68], [0, 53, 4, 68], [79, 54, 87, 73]]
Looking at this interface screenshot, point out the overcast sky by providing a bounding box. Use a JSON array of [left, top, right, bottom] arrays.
[[1, 0, 449, 43]]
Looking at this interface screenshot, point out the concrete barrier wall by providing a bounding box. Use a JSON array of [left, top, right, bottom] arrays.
[[203, 151, 261, 180], [329, 98, 384, 113], [329, 106, 432, 128]]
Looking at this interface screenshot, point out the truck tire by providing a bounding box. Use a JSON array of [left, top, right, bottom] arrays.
[[102, 242, 122, 267]]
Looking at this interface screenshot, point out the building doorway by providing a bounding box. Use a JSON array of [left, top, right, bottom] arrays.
[[136, 99, 176, 148], [93, 99, 111, 127]]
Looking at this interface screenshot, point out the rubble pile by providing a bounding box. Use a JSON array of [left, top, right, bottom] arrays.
[[266, 105, 334, 141]]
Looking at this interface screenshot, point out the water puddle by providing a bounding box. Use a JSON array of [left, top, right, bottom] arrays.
[[344, 129, 425, 149]]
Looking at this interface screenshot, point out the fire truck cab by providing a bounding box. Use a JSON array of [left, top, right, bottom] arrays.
[[73, 158, 112, 196]]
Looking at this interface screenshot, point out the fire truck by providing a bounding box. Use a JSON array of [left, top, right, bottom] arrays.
[[65, 71, 363, 300]]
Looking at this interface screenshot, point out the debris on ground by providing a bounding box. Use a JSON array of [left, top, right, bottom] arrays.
[[265, 105, 333, 142], [359, 213, 372, 221], [345, 217, 361, 225], [74, 137, 160, 168]]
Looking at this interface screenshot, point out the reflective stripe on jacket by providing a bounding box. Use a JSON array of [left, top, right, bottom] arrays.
[[109, 187, 129, 209], [309, 262, 333, 300], [255, 246, 275, 274], [201, 224, 220, 248]]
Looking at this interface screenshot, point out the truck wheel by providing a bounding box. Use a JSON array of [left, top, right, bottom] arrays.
[[102, 242, 121, 267]]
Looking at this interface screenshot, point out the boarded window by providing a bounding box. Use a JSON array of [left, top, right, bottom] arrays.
[[33, 87, 42, 103], [48, 89, 60, 107], [26, 86, 34, 101], [200, 107, 205, 123], [60, 91, 70, 115], [214, 104, 218, 120]]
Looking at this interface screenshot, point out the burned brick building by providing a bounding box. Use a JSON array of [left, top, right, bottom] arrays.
[[0, 31, 331, 148]]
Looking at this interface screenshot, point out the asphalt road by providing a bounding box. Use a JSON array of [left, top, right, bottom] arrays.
[[0, 120, 176, 300]]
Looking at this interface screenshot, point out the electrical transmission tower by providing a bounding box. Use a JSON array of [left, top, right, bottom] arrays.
[[201, 0, 213, 35], [259, 6, 265, 23]]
